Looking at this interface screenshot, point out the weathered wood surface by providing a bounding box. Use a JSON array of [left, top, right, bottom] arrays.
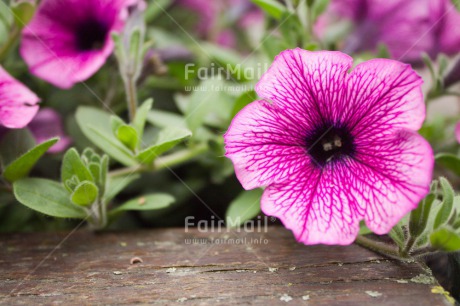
[[0, 227, 452, 305]]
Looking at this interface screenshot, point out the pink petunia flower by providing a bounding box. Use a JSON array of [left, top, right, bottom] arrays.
[[320, 0, 460, 63], [0, 66, 40, 128], [28, 108, 71, 153], [455, 122, 460, 144], [20, 0, 136, 89], [224, 49, 434, 245]]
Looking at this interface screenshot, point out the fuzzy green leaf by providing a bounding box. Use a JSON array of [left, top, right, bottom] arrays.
[[3, 138, 58, 182], [76, 107, 137, 166], [434, 178, 455, 229], [133, 98, 153, 139], [104, 174, 140, 202], [136, 128, 191, 164], [409, 193, 436, 238], [61, 148, 94, 192], [70, 181, 99, 206], [110, 193, 174, 214], [116, 124, 139, 151], [251, 0, 287, 20], [13, 178, 86, 219], [430, 227, 460, 252]]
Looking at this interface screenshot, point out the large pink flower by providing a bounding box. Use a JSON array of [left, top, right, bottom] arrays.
[[224, 49, 434, 245], [20, 0, 134, 89], [0, 66, 40, 128], [320, 0, 460, 63]]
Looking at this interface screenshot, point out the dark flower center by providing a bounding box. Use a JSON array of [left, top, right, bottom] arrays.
[[75, 19, 109, 51], [305, 124, 356, 167]]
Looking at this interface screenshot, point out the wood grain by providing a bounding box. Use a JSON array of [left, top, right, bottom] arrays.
[[0, 227, 452, 305]]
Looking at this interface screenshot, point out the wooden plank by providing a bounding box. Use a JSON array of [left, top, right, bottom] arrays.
[[0, 227, 452, 305]]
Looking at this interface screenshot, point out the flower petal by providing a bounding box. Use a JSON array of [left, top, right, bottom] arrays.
[[255, 49, 353, 127], [261, 162, 359, 245], [224, 100, 311, 190], [353, 129, 433, 233], [345, 59, 424, 139], [261, 130, 432, 245], [0, 66, 40, 128]]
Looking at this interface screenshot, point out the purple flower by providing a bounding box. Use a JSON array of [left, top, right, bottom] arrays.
[[0, 66, 40, 128], [28, 108, 71, 153], [20, 0, 135, 89], [224, 49, 434, 245], [320, 0, 460, 63]]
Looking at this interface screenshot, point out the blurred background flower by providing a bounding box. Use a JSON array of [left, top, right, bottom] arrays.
[[27, 108, 71, 153], [20, 0, 136, 88], [318, 0, 460, 63], [0, 65, 39, 128]]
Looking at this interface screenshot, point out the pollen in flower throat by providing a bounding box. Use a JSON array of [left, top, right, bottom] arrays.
[[306, 124, 356, 167], [75, 20, 109, 51]]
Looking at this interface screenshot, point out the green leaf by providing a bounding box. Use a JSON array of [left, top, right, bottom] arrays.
[[409, 193, 436, 238], [129, 27, 142, 63], [76, 107, 137, 166], [136, 128, 191, 164], [0, 129, 35, 167], [13, 178, 87, 219], [312, 0, 331, 20], [116, 124, 139, 151], [133, 98, 153, 140], [231, 90, 257, 118], [389, 222, 406, 248], [112, 33, 126, 67], [199, 43, 247, 82], [182, 79, 226, 133], [3, 138, 58, 182], [145, 0, 173, 21], [61, 148, 94, 192], [110, 193, 174, 214], [11, 1, 35, 28], [147, 109, 187, 129], [110, 116, 125, 136], [226, 189, 262, 227], [435, 153, 460, 176], [251, 0, 287, 20], [70, 181, 99, 206], [104, 174, 140, 202], [434, 178, 455, 229], [88, 163, 101, 186], [430, 227, 460, 252]]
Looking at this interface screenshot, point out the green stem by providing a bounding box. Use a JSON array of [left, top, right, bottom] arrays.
[[401, 235, 417, 257], [109, 144, 208, 177], [355, 235, 403, 259], [0, 27, 19, 62], [125, 74, 138, 122]]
